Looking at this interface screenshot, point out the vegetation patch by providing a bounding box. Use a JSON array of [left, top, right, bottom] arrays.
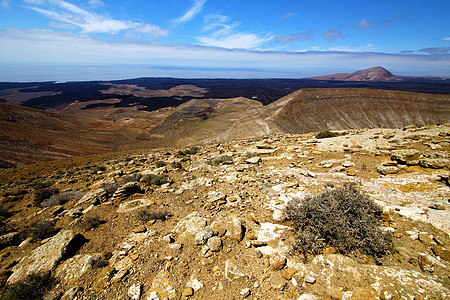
[[0, 271, 56, 300], [136, 208, 170, 222], [207, 155, 233, 166], [176, 147, 200, 158], [33, 187, 59, 206], [284, 184, 393, 258], [26, 219, 57, 240], [40, 190, 83, 207], [142, 174, 169, 186], [316, 130, 339, 139], [80, 216, 103, 231]]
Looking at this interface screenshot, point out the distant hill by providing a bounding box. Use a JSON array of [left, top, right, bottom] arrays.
[[311, 67, 400, 81]]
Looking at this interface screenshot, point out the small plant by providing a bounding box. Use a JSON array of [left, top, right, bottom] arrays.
[[26, 219, 57, 240], [316, 130, 339, 139], [80, 216, 102, 231], [244, 152, 258, 159], [101, 181, 121, 194], [207, 155, 233, 166], [176, 147, 200, 157], [142, 174, 169, 186], [284, 184, 393, 258], [121, 173, 142, 184], [88, 255, 109, 269], [40, 190, 83, 207], [33, 187, 59, 205], [0, 271, 56, 300], [156, 161, 167, 168], [171, 161, 182, 169], [136, 208, 169, 222]]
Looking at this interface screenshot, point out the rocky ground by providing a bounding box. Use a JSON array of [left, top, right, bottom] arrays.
[[0, 124, 449, 299]]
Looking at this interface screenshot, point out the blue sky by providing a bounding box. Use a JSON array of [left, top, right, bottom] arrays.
[[0, 0, 449, 81]]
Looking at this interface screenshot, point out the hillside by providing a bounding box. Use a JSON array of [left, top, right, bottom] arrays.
[[0, 125, 449, 299], [1, 88, 449, 167], [311, 67, 400, 81]]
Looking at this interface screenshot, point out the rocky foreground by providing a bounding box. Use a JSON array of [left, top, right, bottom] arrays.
[[0, 125, 449, 299]]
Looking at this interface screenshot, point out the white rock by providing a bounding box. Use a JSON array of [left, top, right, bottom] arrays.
[[128, 284, 142, 300], [186, 278, 203, 291]]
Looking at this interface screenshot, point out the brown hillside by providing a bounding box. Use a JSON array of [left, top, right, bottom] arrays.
[[311, 66, 399, 81]]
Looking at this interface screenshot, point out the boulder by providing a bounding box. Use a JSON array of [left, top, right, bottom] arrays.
[[0, 232, 20, 249], [391, 149, 421, 165], [144, 270, 177, 299], [112, 182, 142, 200], [76, 188, 108, 205], [419, 158, 450, 169], [171, 212, 207, 241], [7, 230, 83, 284], [194, 228, 214, 245]]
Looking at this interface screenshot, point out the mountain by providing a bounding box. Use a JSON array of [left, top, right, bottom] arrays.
[[311, 67, 400, 81]]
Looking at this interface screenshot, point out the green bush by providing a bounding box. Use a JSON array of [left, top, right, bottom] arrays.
[[142, 174, 169, 186], [26, 219, 57, 240], [284, 184, 393, 258], [80, 216, 102, 231], [88, 255, 109, 269], [156, 161, 167, 168], [176, 147, 200, 157], [0, 271, 56, 300], [33, 187, 59, 206], [40, 190, 83, 207], [316, 130, 339, 139], [207, 155, 233, 166], [136, 209, 169, 222]]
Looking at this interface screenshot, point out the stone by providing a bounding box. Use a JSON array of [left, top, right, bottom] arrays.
[[8, 230, 83, 284], [250, 240, 267, 247], [55, 254, 96, 285], [66, 207, 83, 218], [270, 254, 286, 271], [419, 158, 450, 169], [117, 198, 155, 213], [245, 156, 261, 164], [255, 250, 263, 258], [128, 284, 142, 300], [304, 275, 316, 284], [376, 165, 399, 175], [418, 234, 434, 246], [225, 259, 246, 281], [429, 203, 445, 210], [181, 287, 194, 298], [418, 254, 434, 273], [431, 245, 450, 262], [207, 191, 226, 203], [76, 188, 108, 205], [280, 268, 296, 280], [133, 225, 146, 233], [144, 270, 177, 299], [112, 182, 142, 200], [207, 236, 222, 252], [297, 294, 318, 300], [194, 228, 214, 245], [240, 288, 251, 298], [391, 149, 420, 165], [225, 217, 244, 242], [60, 286, 81, 300], [269, 273, 286, 290], [0, 232, 20, 249], [171, 212, 207, 241], [186, 278, 203, 291]]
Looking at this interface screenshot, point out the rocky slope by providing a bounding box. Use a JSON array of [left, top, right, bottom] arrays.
[[311, 67, 399, 81], [0, 124, 449, 299]]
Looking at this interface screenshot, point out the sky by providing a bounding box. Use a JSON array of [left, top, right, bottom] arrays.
[[0, 0, 449, 81]]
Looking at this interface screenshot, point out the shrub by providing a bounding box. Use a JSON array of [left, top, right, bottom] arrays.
[[0, 271, 56, 300], [26, 219, 57, 240], [101, 181, 120, 194], [207, 155, 233, 166], [40, 190, 83, 207], [80, 216, 102, 231], [33, 187, 59, 205], [284, 184, 393, 258], [171, 161, 182, 169], [136, 208, 169, 222], [156, 161, 167, 168], [316, 130, 339, 139], [121, 173, 142, 184], [142, 174, 169, 186], [88, 255, 109, 269], [176, 147, 200, 157]]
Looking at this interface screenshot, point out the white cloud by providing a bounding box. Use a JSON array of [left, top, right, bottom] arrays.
[[87, 0, 105, 8], [280, 12, 299, 20], [23, 0, 169, 38], [355, 18, 372, 30], [48, 20, 77, 29], [22, 0, 45, 4], [197, 32, 273, 49], [0, 29, 449, 80], [1, 0, 9, 9], [322, 29, 345, 42], [442, 37, 450, 41], [328, 43, 374, 52], [174, 0, 206, 23]]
